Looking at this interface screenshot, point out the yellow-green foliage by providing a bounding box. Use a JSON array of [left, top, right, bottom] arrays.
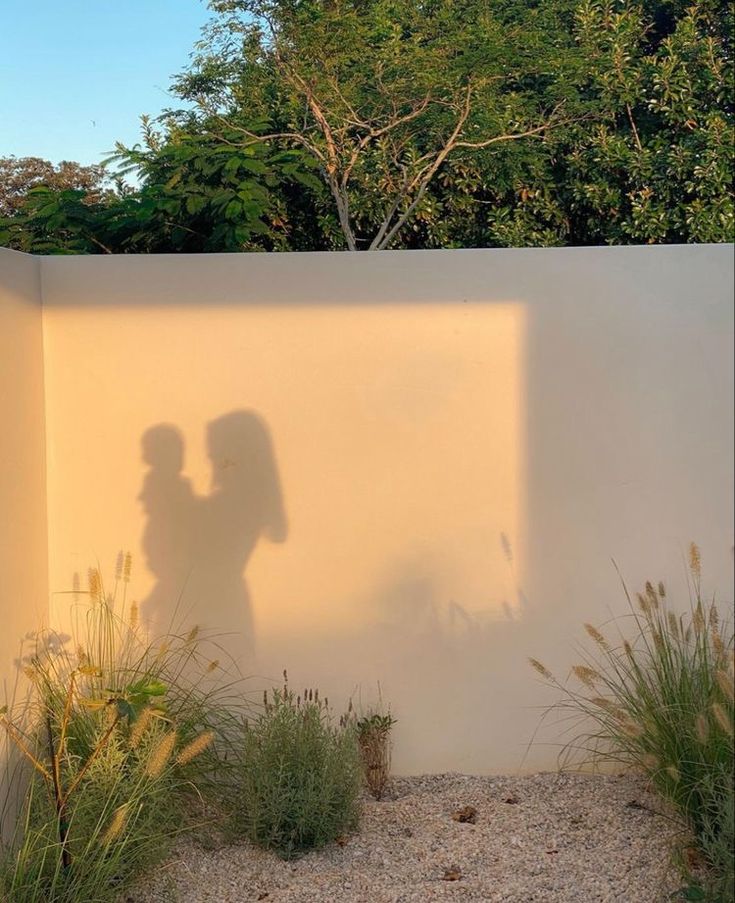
[[0, 555, 237, 902], [531, 544, 734, 901]]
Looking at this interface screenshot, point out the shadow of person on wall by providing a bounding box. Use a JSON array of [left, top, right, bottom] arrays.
[[139, 424, 196, 627], [139, 411, 287, 669]]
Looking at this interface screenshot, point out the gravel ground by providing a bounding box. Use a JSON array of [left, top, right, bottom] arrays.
[[128, 772, 683, 903]]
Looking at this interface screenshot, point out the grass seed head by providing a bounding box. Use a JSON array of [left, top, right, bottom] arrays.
[[695, 713, 709, 744], [186, 625, 200, 644], [176, 731, 215, 766], [688, 542, 701, 581], [145, 730, 177, 777], [715, 669, 734, 701], [584, 623, 610, 650], [590, 697, 624, 718], [641, 753, 659, 771], [101, 804, 130, 845], [130, 707, 154, 749], [572, 665, 601, 688], [711, 702, 733, 737], [529, 658, 552, 680], [712, 631, 724, 658], [620, 718, 644, 738], [645, 581, 659, 610], [667, 612, 680, 638], [692, 604, 705, 635], [88, 568, 101, 601]]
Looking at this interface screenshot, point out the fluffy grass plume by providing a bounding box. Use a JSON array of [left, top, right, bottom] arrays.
[[530, 544, 734, 901], [0, 554, 248, 902]]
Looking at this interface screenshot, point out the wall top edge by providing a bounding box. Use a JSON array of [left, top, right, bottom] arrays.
[[28, 242, 733, 310], [0, 242, 731, 264], [38, 242, 735, 260], [0, 246, 44, 260], [0, 247, 43, 307]]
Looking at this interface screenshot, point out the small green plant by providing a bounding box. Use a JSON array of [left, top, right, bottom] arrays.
[[0, 699, 210, 902], [530, 544, 734, 901], [231, 673, 362, 859], [355, 710, 396, 800], [0, 555, 239, 902], [674, 761, 735, 903]]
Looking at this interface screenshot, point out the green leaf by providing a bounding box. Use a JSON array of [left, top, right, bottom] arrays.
[[115, 699, 135, 721], [675, 885, 706, 901], [185, 195, 207, 215], [127, 678, 167, 697]]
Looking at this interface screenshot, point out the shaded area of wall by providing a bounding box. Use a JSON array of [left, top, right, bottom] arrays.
[[525, 247, 735, 694], [0, 248, 49, 837], [40, 245, 734, 774]]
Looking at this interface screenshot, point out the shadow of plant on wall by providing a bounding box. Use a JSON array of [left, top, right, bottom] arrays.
[[139, 410, 287, 666]]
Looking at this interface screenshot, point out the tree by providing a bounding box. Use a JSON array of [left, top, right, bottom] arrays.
[[0, 156, 108, 217], [0, 120, 321, 254], [2, 0, 731, 253], [560, 0, 734, 243], [175, 0, 582, 250]]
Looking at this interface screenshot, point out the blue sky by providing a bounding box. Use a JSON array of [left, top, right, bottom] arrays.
[[1, 1, 211, 167]]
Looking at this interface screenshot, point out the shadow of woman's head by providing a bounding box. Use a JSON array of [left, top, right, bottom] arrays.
[[206, 410, 288, 542]]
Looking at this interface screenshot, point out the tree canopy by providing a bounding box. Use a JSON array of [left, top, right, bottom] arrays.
[[1, 0, 732, 253], [0, 157, 108, 217], [175, 0, 584, 249]]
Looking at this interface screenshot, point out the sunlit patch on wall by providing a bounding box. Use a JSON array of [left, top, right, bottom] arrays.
[[44, 300, 526, 662]]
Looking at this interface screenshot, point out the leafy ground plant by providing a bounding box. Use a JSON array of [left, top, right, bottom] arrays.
[[0, 555, 240, 902], [231, 673, 362, 859], [1, 697, 210, 902], [530, 544, 734, 902]]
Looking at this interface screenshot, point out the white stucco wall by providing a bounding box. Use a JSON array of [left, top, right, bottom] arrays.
[[0, 248, 48, 836], [37, 245, 733, 773], [1, 243, 732, 778]]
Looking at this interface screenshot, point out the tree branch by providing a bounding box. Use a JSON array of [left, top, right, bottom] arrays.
[[370, 84, 474, 249]]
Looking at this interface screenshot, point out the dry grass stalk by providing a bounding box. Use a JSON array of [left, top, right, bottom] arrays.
[[357, 712, 396, 801]]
